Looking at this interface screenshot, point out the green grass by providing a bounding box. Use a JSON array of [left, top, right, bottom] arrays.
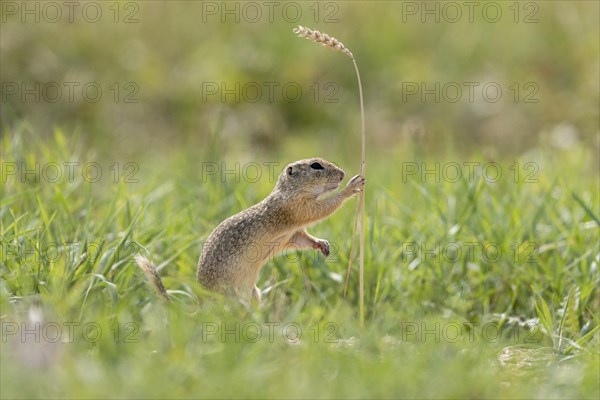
[[1, 127, 598, 399], [1, 1, 599, 397]]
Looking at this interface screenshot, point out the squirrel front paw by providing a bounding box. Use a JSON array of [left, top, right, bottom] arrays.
[[345, 175, 366, 196], [313, 239, 330, 257]]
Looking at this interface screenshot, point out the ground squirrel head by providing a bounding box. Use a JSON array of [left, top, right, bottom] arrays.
[[275, 157, 345, 197]]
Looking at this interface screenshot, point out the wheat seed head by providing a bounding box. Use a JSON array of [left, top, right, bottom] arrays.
[[293, 26, 354, 59]]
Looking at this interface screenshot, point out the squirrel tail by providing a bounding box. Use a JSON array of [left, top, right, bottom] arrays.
[[135, 255, 169, 302]]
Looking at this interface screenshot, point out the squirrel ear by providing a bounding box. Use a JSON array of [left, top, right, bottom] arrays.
[[287, 166, 294, 176]]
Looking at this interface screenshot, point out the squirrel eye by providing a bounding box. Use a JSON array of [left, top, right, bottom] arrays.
[[287, 166, 294, 175], [310, 162, 324, 170]]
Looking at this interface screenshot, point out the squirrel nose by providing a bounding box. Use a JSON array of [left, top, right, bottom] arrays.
[[339, 172, 345, 181]]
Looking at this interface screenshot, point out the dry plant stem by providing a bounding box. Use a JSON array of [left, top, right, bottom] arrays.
[[293, 26, 366, 326], [353, 56, 366, 327], [344, 198, 360, 297]]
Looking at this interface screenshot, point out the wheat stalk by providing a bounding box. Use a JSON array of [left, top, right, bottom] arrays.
[[293, 26, 366, 326], [293, 26, 354, 58]]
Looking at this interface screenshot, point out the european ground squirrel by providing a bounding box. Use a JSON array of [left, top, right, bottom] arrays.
[[136, 157, 365, 302]]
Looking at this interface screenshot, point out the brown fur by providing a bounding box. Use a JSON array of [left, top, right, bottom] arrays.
[[135, 255, 169, 301], [137, 157, 365, 302]]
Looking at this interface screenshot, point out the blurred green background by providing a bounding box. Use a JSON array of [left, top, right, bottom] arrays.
[[2, 0, 598, 160], [1, 1, 599, 399]]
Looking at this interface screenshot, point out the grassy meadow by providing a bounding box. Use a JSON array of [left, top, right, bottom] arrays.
[[1, 1, 599, 399]]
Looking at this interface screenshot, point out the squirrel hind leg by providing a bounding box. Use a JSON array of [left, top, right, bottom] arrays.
[[135, 255, 169, 302]]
